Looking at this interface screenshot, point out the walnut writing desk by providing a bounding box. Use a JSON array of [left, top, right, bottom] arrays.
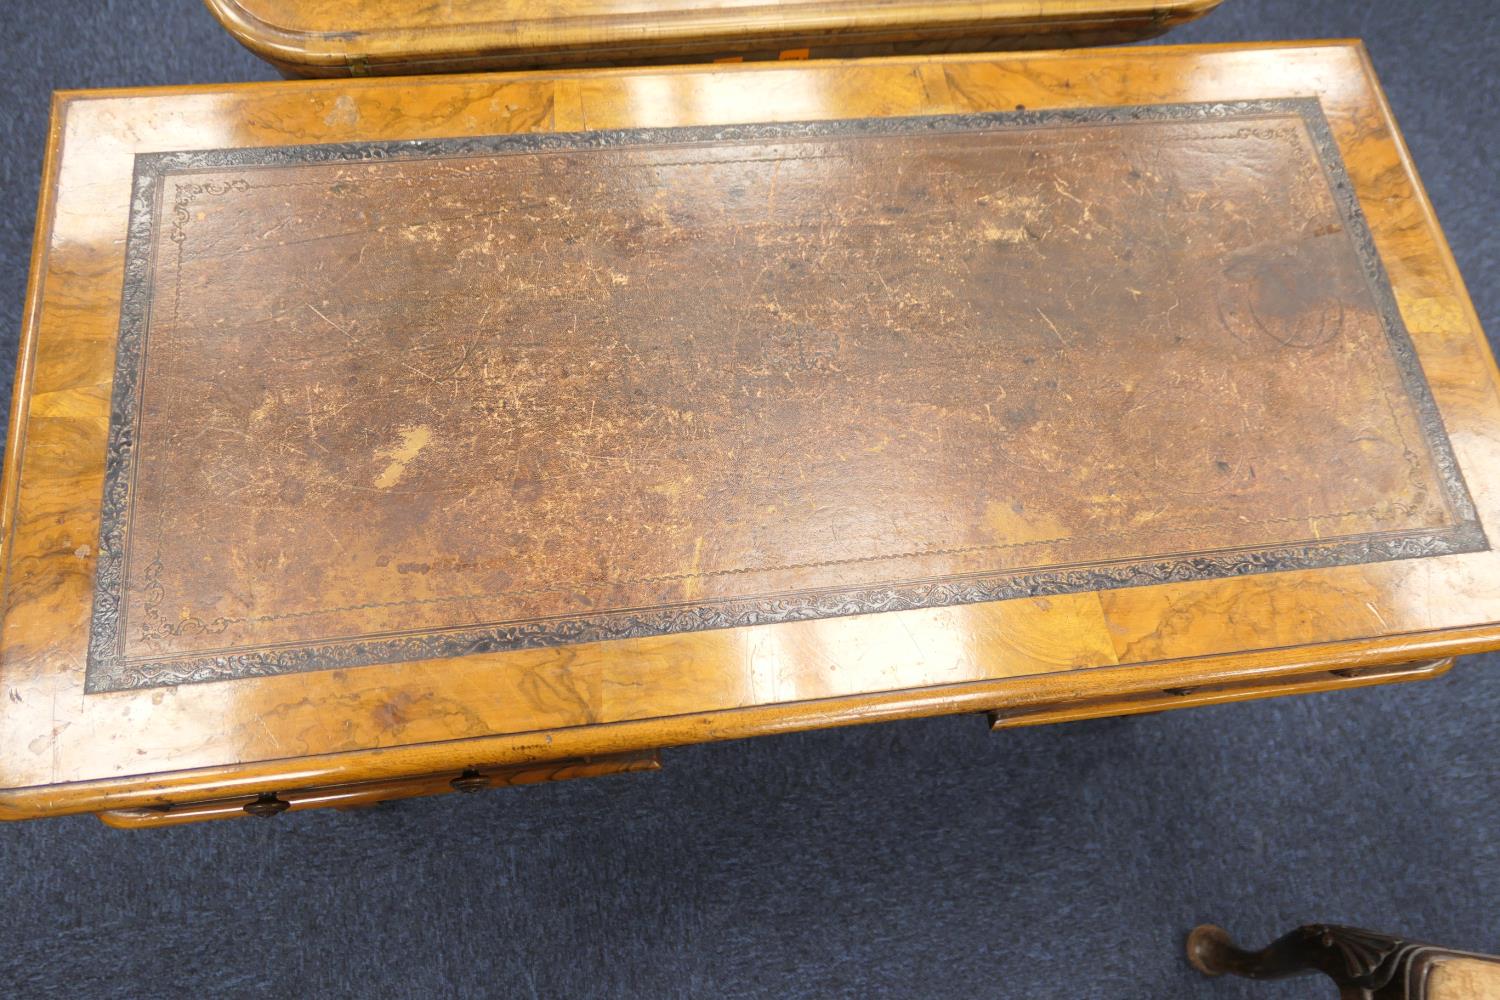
[[5, 41, 1500, 826]]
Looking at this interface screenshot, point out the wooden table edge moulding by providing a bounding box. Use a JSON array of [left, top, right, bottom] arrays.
[[202, 0, 1228, 77], [4, 41, 1500, 827]]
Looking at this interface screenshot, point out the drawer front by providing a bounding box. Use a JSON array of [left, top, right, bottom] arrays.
[[95, 751, 660, 828], [988, 658, 1455, 730]]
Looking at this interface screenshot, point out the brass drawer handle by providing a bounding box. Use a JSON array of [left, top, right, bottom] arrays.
[[243, 793, 290, 818], [450, 769, 490, 794]]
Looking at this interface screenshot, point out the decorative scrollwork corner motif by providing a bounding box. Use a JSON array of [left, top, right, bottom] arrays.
[[168, 177, 250, 243], [137, 552, 240, 644]]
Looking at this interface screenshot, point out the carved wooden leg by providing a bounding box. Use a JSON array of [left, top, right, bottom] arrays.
[[1188, 924, 1425, 999]]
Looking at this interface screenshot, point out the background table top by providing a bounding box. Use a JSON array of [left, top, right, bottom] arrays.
[[203, 0, 1225, 74], [0, 1, 1497, 997]]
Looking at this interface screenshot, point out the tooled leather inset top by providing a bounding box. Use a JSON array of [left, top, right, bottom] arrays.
[[86, 100, 1484, 690]]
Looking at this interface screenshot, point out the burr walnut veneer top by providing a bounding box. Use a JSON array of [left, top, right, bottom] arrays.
[[4, 41, 1500, 819]]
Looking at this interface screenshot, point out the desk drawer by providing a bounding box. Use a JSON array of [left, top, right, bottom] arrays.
[[989, 658, 1455, 730], [94, 751, 661, 828]]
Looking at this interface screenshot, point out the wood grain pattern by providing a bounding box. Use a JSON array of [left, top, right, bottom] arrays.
[[202, 0, 1228, 77], [4, 42, 1500, 824]]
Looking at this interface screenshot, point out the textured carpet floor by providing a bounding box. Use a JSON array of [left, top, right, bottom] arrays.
[[1, 1, 1497, 997]]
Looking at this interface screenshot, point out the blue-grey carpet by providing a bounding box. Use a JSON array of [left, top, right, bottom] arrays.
[[0, 1, 1496, 996]]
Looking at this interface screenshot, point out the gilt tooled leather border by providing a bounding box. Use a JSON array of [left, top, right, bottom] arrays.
[[85, 98, 1488, 692]]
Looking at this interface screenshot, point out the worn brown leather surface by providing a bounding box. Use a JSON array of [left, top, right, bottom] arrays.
[[89, 102, 1482, 688]]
